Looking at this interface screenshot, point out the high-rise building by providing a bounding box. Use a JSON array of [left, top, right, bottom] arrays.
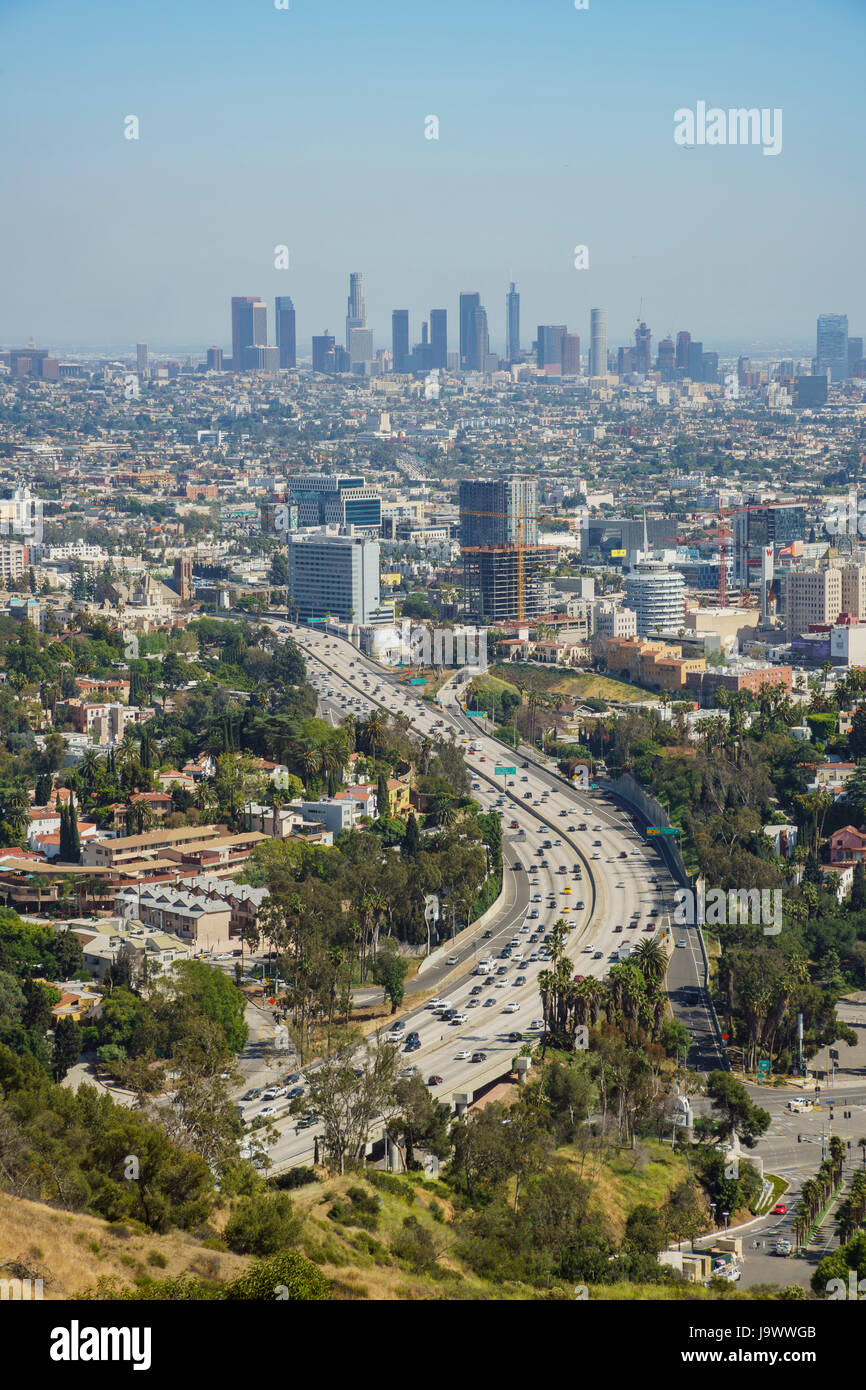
[[206, 347, 223, 371], [346, 272, 366, 348], [287, 530, 381, 623], [702, 351, 719, 384], [459, 292, 481, 368], [657, 338, 675, 379], [617, 346, 635, 376], [243, 345, 280, 371], [623, 560, 685, 637], [794, 374, 828, 407], [136, 343, 148, 375], [392, 310, 410, 374], [231, 297, 267, 371], [848, 338, 863, 372], [840, 563, 866, 619], [506, 283, 520, 362], [817, 313, 849, 382], [459, 477, 538, 548], [275, 296, 297, 368], [561, 333, 580, 376], [633, 322, 652, 375], [687, 341, 704, 381], [786, 567, 842, 638], [467, 305, 489, 371], [430, 309, 447, 369], [590, 309, 607, 378], [675, 331, 691, 371], [349, 327, 374, 372], [312, 333, 336, 374], [286, 474, 381, 532], [732, 504, 807, 586], [536, 325, 566, 372]]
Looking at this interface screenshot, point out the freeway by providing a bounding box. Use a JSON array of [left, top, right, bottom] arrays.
[[244, 622, 690, 1169]]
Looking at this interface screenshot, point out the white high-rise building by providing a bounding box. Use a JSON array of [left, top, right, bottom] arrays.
[[623, 560, 685, 637], [590, 308, 607, 378]]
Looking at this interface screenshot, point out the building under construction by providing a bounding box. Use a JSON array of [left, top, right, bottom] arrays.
[[462, 545, 552, 624]]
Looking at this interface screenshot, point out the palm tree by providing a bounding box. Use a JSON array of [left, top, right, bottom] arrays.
[[365, 711, 387, 764], [632, 937, 668, 987], [429, 793, 457, 827]]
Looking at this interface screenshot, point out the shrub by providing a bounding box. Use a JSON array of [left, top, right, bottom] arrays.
[[224, 1252, 331, 1301], [147, 1251, 167, 1269], [224, 1193, 301, 1256]]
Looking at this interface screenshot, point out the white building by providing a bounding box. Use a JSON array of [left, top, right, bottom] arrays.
[[623, 560, 685, 638]]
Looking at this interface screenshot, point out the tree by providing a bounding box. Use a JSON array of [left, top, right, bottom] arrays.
[[35, 772, 53, 806], [224, 1192, 301, 1255], [403, 812, 421, 859], [623, 1204, 669, 1255], [706, 1071, 771, 1149], [304, 1036, 400, 1174], [52, 1015, 82, 1081], [372, 940, 409, 1014], [376, 772, 390, 820]]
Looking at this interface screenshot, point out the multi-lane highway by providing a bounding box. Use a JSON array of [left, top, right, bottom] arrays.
[[241, 622, 695, 1169]]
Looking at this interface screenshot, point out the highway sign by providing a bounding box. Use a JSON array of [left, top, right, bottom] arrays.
[[495, 766, 516, 775], [469, 711, 488, 718], [758, 1059, 771, 1073], [410, 677, 426, 685], [307, 617, 326, 624], [647, 826, 681, 836]]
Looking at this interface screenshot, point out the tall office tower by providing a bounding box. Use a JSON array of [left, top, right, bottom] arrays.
[[287, 530, 381, 624], [536, 325, 566, 371], [590, 309, 607, 378], [561, 333, 580, 376], [467, 305, 489, 371], [617, 346, 635, 375], [732, 503, 806, 586], [506, 282, 520, 362], [459, 292, 481, 367], [702, 351, 719, 384], [849, 337, 863, 372], [231, 296, 267, 371], [633, 321, 652, 374], [421, 321, 429, 345], [206, 347, 223, 371], [817, 313, 849, 382], [657, 337, 675, 379], [312, 333, 336, 374], [136, 343, 149, 374], [348, 327, 373, 372], [391, 310, 410, 374], [345, 272, 366, 348], [275, 296, 297, 368], [285, 473, 381, 532], [786, 567, 842, 639], [840, 563, 866, 619], [460, 477, 544, 623], [333, 344, 351, 373], [737, 354, 751, 387], [429, 309, 447, 369], [687, 340, 704, 380], [675, 330, 691, 371]]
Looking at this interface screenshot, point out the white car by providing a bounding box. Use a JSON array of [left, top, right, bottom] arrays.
[[677, 939, 687, 949], [502, 1003, 519, 1014], [452, 1012, 469, 1024], [529, 1019, 545, 1030], [427, 997, 443, 1008], [455, 1049, 471, 1061], [446, 955, 459, 965]]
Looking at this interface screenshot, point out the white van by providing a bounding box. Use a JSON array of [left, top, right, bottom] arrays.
[[476, 961, 492, 975], [786, 1098, 813, 1113]]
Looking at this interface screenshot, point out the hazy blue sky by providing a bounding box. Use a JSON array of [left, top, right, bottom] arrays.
[[1, 0, 863, 355]]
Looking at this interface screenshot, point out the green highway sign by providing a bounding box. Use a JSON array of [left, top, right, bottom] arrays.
[[307, 617, 326, 624], [495, 765, 516, 775], [757, 1059, 771, 1073], [410, 677, 426, 685], [647, 826, 681, 836]]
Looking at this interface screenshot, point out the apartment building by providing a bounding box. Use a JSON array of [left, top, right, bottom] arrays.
[[786, 567, 842, 638]]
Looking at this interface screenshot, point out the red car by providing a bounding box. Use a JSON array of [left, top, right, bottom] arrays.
[[573, 975, 584, 982], [427, 1075, 443, 1086], [772, 1203, 787, 1215]]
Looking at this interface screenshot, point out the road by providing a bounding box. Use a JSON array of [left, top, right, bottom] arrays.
[[232, 621, 698, 1171]]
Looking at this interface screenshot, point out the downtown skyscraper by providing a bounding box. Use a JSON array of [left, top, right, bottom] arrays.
[[231, 296, 267, 371], [346, 272, 366, 349], [590, 308, 607, 378], [459, 292, 481, 368], [275, 296, 296, 368], [506, 283, 520, 362], [817, 313, 849, 382], [429, 309, 447, 369], [392, 309, 410, 374]]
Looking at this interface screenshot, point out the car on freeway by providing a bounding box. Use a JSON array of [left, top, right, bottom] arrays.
[[283, 1073, 300, 1085], [455, 1050, 471, 1061], [427, 1075, 443, 1086], [484, 997, 496, 1007], [286, 1086, 305, 1100], [514, 975, 527, 985], [483, 928, 493, 938], [676, 939, 687, 949], [471, 1052, 487, 1063], [593, 950, 604, 959], [259, 1106, 277, 1117], [773, 1239, 793, 1257], [427, 997, 444, 1008], [529, 1019, 545, 1031], [772, 1203, 788, 1215], [470, 984, 483, 996], [446, 954, 459, 964], [401, 1065, 418, 1078]]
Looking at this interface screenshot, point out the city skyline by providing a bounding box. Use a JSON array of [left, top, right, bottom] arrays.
[[0, 0, 862, 347]]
